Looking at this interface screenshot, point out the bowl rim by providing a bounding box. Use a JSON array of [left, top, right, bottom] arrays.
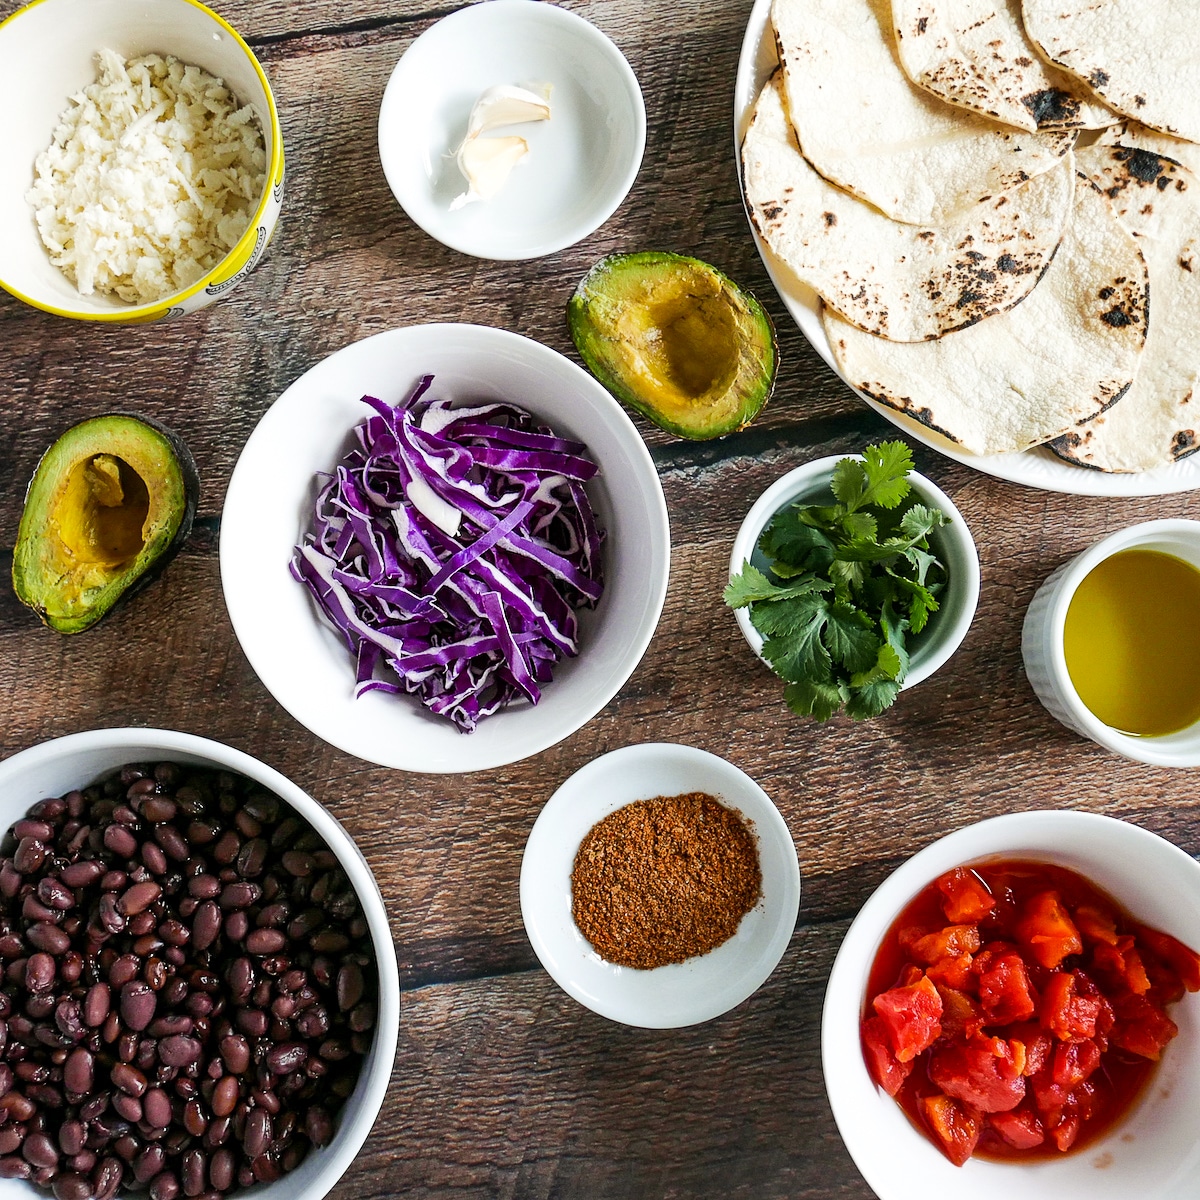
[[728, 453, 981, 690], [1029, 518, 1200, 766], [376, 0, 647, 261], [0, 0, 284, 322], [519, 741, 801, 1028], [821, 809, 1200, 1197], [0, 727, 400, 1196]]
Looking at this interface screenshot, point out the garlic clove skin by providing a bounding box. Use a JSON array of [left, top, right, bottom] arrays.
[[450, 135, 529, 210], [465, 85, 551, 139]]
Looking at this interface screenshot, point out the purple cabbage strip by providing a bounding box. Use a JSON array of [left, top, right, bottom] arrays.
[[290, 376, 606, 733]]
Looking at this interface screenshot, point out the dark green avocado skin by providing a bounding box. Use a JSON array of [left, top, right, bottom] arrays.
[[12, 413, 200, 634], [568, 250, 778, 441]]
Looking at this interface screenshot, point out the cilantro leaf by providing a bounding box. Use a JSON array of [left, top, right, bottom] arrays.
[[827, 558, 867, 599], [857, 441, 913, 510], [888, 574, 940, 634], [849, 641, 903, 688], [899, 503, 946, 542], [840, 511, 878, 542], [903, 545, 941, 587], [822, 602, 879, 674], [759, 512, 836, 573], [755, 595, 832, 683], [845, 676, 902, 720], [723, 564, 829, 609], [784, 678, 846, 722]]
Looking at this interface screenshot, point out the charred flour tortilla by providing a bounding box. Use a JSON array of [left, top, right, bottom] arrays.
[[1099, 120, 1200, 180], [892, 0, 1116, 133], [771, 0, 1075, 225], [822, 176, 1147, 455], [742, 76, 1073, 342], [1051, 146, 1200, 471], [1023, 0, 1200, 145]]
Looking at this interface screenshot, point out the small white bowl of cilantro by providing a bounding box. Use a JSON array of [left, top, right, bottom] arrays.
[[726, 442, 979, 721]]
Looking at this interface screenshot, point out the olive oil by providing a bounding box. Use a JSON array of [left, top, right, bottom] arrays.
[[1063, 548, 1200, 736]]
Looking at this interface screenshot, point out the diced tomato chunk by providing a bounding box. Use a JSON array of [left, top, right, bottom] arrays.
[[927, 954, 974, 991], [988, 1106, 1045, 1150], [1051, 1038, 1101, 1091], [978, 952, 1036, 1025], [1136, 925, 1200, 993], [1040, 971, 1101, 1040], [929, 1035, 1026, 1113], [937, 867, 996, 924], [910, 924, 982, 966], [1090, 937, 1151, 997], [935, 985, 987, 1041], [1006, 1023, 1053, 1077], [1075, 903, 1120, 947], [861, 1016, 913, 1097], [1015, 891, 1083, 969], [1110, 994, 1179, 1060], [873, 975, 943, 1063], [920, 1094, 982, 1167], [1050, 1112, 1081, 1152]]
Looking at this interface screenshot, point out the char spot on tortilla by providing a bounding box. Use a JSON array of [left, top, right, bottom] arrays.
[[956, 289, 985, 308], [1023, 88, 1080, 124], [1090, 69, 1110, 87], [1100, 306, 1135, 327], [1159, 175, 1173, 191], [917, 15, 927, 33], [763, 204, 783, 221], [1182, 256, 1194, 272], [1172, 430, 1197, 457], [1015, 56, 1033, 67], [1135, 95, 1146, 107], [1115, 147, 1166, 184], [1099, 286, 1115, 299], [823, 212, 837, 226]]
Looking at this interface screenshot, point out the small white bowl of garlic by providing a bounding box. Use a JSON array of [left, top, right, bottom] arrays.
[[378, 0, 645, 261]]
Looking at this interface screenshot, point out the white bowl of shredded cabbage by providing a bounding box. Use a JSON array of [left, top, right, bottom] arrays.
[[0, 0, 284, 323]]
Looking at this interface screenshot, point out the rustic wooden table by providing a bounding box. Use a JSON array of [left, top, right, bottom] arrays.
[[2, 1, 1198, 1196]]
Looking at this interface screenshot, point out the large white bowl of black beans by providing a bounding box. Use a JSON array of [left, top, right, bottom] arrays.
[[0, 729, 399, 1200]]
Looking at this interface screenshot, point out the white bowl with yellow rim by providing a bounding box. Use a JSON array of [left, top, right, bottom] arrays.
[[1022, 519, 1200, 767], [0, 0, 284, 323]]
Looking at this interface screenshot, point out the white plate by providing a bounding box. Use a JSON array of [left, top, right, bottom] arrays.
[[520, 743, 801, 1028], [734, 0, 1200, 497], [220, 324, 670, 774], [378, 0, 645, 260]]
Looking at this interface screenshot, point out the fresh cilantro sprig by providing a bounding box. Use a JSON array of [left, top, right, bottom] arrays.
[[724, 442, 949, 722]]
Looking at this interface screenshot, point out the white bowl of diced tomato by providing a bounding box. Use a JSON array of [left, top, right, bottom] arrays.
[[822, 810, 1200, 1200]]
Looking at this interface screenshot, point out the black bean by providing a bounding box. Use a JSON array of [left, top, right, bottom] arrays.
[[15, 838, 48, 874], [242, 1108, 271, 1159], [208, 1147, 234, 1192], [23, 1131, 59, 1168], [159, 1037, 202, 1068], [118, 882, 161, 917], [91, 1157, 122, 1200], [37, 879, 74, 910], [28, 924, 71, 955], [51, 1174, 93, 1200], [182, 1149, 205, 1197], [0, 1155, 32, 1179], [141, 1087, 172, 1130], [101, 826, 136, 860], [64, 1050, 93, 1095], [218, 883, 259, 912], [148, 1170, 180, 1200], [244, 929, 285, 956], [119, 982, 155, 1032], [82, 985, 110, 1028], [336, 963, 365, 1012], [26, 953, 55, 993]]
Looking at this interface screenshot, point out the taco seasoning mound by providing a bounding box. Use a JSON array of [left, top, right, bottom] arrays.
[[570, 792, 761, 970]]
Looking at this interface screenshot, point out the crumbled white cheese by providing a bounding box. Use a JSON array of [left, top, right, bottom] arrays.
[[26, 49, 267, 305]]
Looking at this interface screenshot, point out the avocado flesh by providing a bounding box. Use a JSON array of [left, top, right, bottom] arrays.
[[569, 252, 777, 440], [12, 415, 198, 634]]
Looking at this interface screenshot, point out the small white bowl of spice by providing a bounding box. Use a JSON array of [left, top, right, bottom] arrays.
[[520, 742, 801, 1028], [0, 0, 284, 323], [378, 0, 645, 260]]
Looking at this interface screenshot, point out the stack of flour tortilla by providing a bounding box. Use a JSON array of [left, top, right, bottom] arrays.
[[742, 0, 1200, 472]]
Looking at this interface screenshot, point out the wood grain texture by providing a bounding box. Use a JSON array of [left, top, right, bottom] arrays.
[[2, 0, 1199, 1196]]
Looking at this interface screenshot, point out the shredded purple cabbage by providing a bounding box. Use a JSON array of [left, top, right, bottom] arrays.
[[290, 376, 605, 733]]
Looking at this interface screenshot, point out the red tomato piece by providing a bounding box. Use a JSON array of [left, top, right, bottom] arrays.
[[1050, 1113, 1081, 1152], [988, 1106, 1045, 1150], [936, 985, 988, 1041], [1136, 925, 1200, 993], [978, 952, 1036, 1025], [1090, 938, 1151, 997], [1051, 1038, 1101, 1092], [1015, 891, 1083, 969], [910, 925, 982, 966], [1007, 1024, 1053, 1077], [1110, 994, 1179, 1060], [1040, 971, 1101, 1040], [1074, 903, 1120, 947], [929, 1035, 1027, 1113], [927, 954, 974, 991], [920, 1095, 982, 1167], [861, 1016, 913, 1097], [937, 867, 996, 924], [873, 975, 943, 1062]]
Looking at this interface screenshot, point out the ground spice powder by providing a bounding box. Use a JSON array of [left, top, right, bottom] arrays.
[[570, 792, 762, 970]]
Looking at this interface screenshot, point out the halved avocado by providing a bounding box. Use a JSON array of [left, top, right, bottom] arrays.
[[12, 414, 199, 633], [568, 251, 778, 440]]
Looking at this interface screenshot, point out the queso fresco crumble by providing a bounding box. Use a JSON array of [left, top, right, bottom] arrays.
[[26, 49, 267, 306]]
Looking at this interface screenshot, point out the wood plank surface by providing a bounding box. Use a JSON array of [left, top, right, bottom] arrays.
[[2, 0, 1199, 1197]]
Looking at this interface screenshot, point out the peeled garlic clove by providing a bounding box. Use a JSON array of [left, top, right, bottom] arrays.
[[465, 85, 551, 138], [450, 135, 529, 210]]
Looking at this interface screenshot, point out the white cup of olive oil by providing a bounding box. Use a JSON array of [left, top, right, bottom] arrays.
[[1023, 519, 1200, 766]]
